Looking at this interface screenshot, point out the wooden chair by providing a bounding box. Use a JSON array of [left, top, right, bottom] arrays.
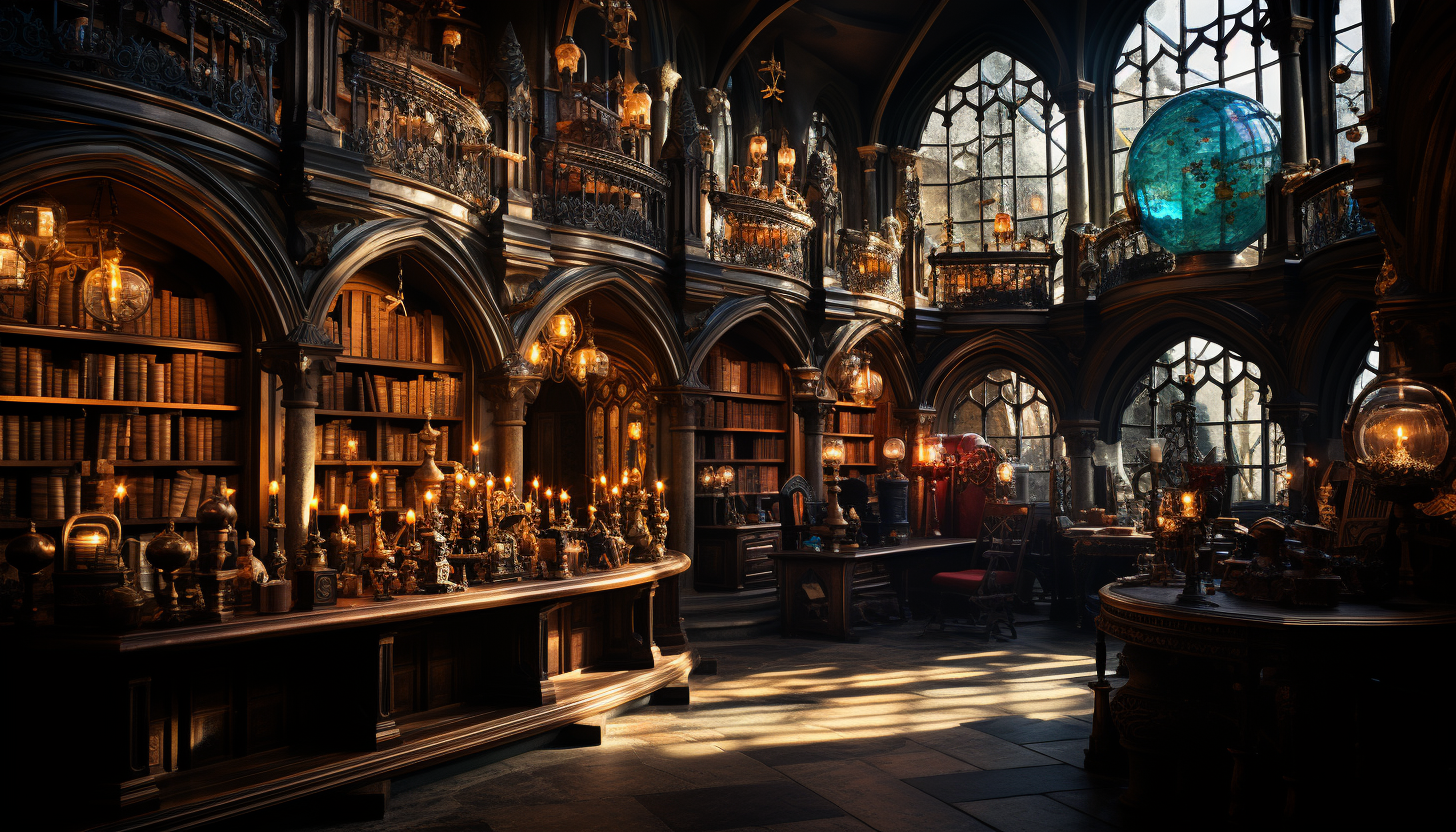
[[925, 503, 1035, 640], [778, 475, 816, 549]]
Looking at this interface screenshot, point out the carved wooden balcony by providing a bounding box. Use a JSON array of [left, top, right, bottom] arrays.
[[836, 225, 902, 305], [1294, 162, 1375, 257], [707, 189, 815, 280], [0, 0, 283, 137], [346, 50, 501, 213], [533, 138, 669, 250], [929, 249, 1056, 310]]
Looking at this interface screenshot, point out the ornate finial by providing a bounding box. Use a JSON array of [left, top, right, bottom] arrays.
[[758, 53, 786, 101]]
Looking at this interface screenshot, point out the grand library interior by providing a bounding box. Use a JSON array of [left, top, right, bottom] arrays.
[[0, 1, 1449, 830]]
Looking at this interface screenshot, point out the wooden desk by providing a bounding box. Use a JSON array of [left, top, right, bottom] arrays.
[[768, 538, 977, 641], [1095, 583, 1456, 824], [694, 523, 782, 591], [1066, 529, 1154, 628]]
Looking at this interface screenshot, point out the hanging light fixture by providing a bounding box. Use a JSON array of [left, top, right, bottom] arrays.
[[547, 309, 577, 348], [555, 35, 582, 78], [993, 212, 1015, 247], [776, 141, 796, 184], [0, 232, 25, 294], [748, 134, 769, 166], [571, 300, 610, 381], [623, 82, 652, 130], [4, 191, 67, 296], [81, 228, 152, 327]]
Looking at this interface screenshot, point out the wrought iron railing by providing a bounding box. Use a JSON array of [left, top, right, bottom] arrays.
[[928, 250, 1055, 310], [346, 51, 503, 213], [0, 0, 283, 137], [1090, 223, 1175, 295], [1296, 163, 1375, 257], [836, 225, 902, 304], [707, 190, 815, 280], [534, 139, 669, 250]]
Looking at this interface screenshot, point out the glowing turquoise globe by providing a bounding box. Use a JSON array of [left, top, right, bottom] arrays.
[[1127, 88, 1281, 255]]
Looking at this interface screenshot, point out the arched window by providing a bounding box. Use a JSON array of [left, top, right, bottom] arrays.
[[1350, 343, 1378, 404], [1111, 1, 1280, 213], [1333, 3, 1368, 163], [948, 369, 1055, 501], [1118, 338, 1281, 502], [917, 52, 1068, 299]]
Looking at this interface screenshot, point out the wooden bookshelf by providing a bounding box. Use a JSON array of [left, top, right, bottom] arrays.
[[825, 400, 885, 473], [311, 277, 472, 514], [695, 343, 791, 499], [0, 247, 251, 526]]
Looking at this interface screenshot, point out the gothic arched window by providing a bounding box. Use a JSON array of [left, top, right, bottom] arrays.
[[1118, 337, 1282, 502], [1111, 1, 1280, 213], [917, 52, 1068, 298], [948, 369, 1056, 501], [1332, 2, 1368, 163]]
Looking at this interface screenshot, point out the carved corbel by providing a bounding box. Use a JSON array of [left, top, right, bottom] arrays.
[[259, 319, 343, 404], [480, 352, 543, 419]]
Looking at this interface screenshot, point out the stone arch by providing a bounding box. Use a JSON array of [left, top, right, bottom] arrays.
[[307, 217, 511, 369], [512, 265, 688, 385], [821, 320, 917, 407], [920, 331, 1075, 431], [0, 130, 296, 340], [685, 295, 815, 383]]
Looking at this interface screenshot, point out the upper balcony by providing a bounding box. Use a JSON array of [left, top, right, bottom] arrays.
[[1084, 222, 1176, 296], [533, 89, 668, 253], [0, 0, 283, 139], [928, 248, 1057, 311], [706, 188, 814, 284], [345, 50, 508, 216], [1291, 162, 1376, 259], [830, 221, 904, 320]]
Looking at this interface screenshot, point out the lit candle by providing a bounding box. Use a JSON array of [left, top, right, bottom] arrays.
[[532, 477, 540, 508], [309, 497, 320, 536], [369, 470, 379, 503], [656, 480, 665, 511], [485, 477, 495, 526], [114, 483, 126, 518], [611, 484, 620, 511], [545, 488, 554, 523], [405, 508, 416, 544], [346, 438, 358, 460], [269, 480, 280, 523], [338, 504, 349, 531], [472, 440, 481, 473], [1180, 492, 1197, 519], [504, 475, 512, 497], [560, 490, 570, 524]]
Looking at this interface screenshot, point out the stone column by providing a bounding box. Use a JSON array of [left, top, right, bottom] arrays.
[[260, 324, 342, 561], [794, 400, 835, 502], [856, 144, 886, 228], [1056, 81, 1096, 301], [1269, 401, 1318, 521], [281, 0, 343, 143], [1059, 421, 1100, 513], [651, 63, 681, 164], [1268, 15, 1314, 166], [481, 354, 541, 499], [661, 390, 701, 582]]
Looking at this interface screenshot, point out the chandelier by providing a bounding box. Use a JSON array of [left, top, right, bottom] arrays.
[[2, 191, 67, 296], [836, 349, 883, 406], [529, 300, 610, 383]]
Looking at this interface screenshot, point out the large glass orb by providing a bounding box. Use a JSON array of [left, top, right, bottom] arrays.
[[1127, 88, 1281, 255], [1347, 379, 1452, 486]]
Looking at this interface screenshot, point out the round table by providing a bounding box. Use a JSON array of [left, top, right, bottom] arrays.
[[1094, 582, 1456, 826]]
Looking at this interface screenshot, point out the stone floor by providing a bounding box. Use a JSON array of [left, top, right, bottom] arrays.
[[296, 618, 1130, 832]]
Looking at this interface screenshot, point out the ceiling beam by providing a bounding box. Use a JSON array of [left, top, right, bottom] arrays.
[[868, 0, 951, 143], [713, 0, 801, 91]]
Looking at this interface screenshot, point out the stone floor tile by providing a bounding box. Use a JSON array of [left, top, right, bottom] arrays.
[[906, 764, 1110, 804], [962, 714, 1095, 744], [635, 745, 788, 787], [909, 726, 1062, 770], [778, 759, 995, 832], [635, 780, 845, 832], [1045, 787, 1134, 828], [858, 749, 981, 779], [954, 794, 1123, 832], [455, 760, 693, 807], [480, 795, 676, 832], [1022, 738, 1093, 769], [739, 734, 923, 767]]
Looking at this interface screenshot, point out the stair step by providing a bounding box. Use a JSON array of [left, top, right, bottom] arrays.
[[683, 608, 780, 641]]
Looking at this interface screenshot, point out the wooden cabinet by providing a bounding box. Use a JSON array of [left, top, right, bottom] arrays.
[[694, 523, 782, 591]]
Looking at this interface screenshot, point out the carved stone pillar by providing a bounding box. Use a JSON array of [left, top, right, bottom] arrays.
[[661, 389, 701, 573], [1267, 15, 1313, 166], [661, 86, 706, 256], [1269, 400, 1318, 520], [651, 63, 681, 165], [856, 144, 886, 227], [795, 399, 835, 503], [1056, 81, 1096, 302], [481, 354, 542, 498], [281, 0, 342, 144], [890, 147, 926, 299], [260, 323, 342, 561], [1059, 421, 1100, 513]]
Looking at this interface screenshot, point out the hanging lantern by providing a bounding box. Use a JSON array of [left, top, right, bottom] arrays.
[[623, 83, 652, 129], [0, 231, 25, 293], [1328, 63, 1352, 84], [1345, 125, 1363, 143], [748, 134, 769, 165], [853, 369, 885, 407], [555, 35, 582, 77], [835, 349, 867, 392], [547, 310, 576, 347], [81, 234, 152, 326], [571, 301, 609, 380], [6, 192, 67, 264], [993, 212, 1015, 245], [776, 142, 796, 180], [1344, 376, 1456, 488]]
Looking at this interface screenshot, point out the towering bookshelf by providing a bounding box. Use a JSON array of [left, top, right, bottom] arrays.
[[825, 399, 888, 490], [311, 277, 469, 518], [0, 226, 248, 530], [695, 343, 790, 502]]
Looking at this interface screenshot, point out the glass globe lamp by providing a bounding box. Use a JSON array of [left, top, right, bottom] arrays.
[[883, 438, 906, 478], [715, 465, 735, 487], [555, 35, 581, 77], [6, 192, 67, 266], [822, 437, 845, 475], [547, 310, 576, 348], [699, 466, 716, 491], [1344, 377, 1455, 490], [748, 134, 769, 166], [82, 258, 152, 326]]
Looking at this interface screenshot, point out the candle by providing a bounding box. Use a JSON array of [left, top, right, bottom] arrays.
[[309, 497, 320, 535], [485, 476, 495, 526], [114, 483, 126, 518], [532, 477, 540, 507], [545, 488, 554, 523], [346, 438, 358, 460], [472, 441, 481, 473], [611, 485, 620, 511], [405, 508, 416, 544], [269, 480, 280, 522], [1149, 441, 1162, 464], [504, 475, 512, 498], [369, 470, 379, 503]]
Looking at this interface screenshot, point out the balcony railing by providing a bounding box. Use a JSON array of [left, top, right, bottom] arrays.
[[1295, 163, 1375, 257], [1089, 222, 1175, 295], [707, 190, 815, 279], [346, 51, 502, 213], [534, 139, 669, 250], [836, 224, 902, 304], [929, 249, 1056, 310], [0, 0, 283, 137]]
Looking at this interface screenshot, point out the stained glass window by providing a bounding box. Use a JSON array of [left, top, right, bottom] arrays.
[[1119, 338, 1281, 502], [1332, 2, 1368, 163], [1111, 0, 1280, 213], [917, 52, 1068, 301], [948, 369, 1055, 502], [1351, 343, 1379, 404]]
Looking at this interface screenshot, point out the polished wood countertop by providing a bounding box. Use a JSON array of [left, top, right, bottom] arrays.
[[765, 537, 978, 561], [1100, 581, 1456, 630]]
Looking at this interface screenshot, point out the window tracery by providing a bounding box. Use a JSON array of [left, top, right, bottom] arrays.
[[948, 369, 1055, 502]]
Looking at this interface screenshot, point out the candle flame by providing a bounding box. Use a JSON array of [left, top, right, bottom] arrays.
[[339, 504, 348, 521], [405, 509, 416, 524], [114, 484, 126, 499], [424, 490, 434, 503], [656, 480, 664, 492], [468, 476, 477, 489], [369, 470, 378, 483], [269, 480, 279, 495], [472, 441, 480, 455]]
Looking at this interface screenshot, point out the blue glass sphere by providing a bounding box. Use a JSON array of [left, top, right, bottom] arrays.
[[1127, 88, 1281, 255]]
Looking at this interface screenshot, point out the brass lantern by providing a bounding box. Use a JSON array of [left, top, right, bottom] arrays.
[[571, 300, 610, 380], [555, 35, 582, 77], [623, 83, 652, 129], [993, 212, 1015, 247], [776, 142, 796, 182], [547, 309, 577, 348], [81, 231, 153, 326], [748, 134, 769, 166], [4, 191, 66, 293], [0, 231, 25, 292]]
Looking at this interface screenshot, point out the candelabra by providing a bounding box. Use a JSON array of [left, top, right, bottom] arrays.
[[329, 507, 362, 597], [295, 498, 338, 610]]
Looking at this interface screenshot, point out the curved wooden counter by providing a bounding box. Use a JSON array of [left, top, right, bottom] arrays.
[[1, 555, 694, 832], [1096, 583, 1456, 826]]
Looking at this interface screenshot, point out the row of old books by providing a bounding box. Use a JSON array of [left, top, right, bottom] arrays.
[[0, 415, 87, 461], [378, 422, 451, 463], [704, 347, 785, 395], [315, 420, 368, 461], [0, 348, 235, 404], [98, 413, 235, 462], [697, 465, 780, 495], [840, 439, 876, 465], [692, 434, 788, 461], [317, 369, 459, 416], [326, 290, 450, 364], [33, 273, 224, 342], [312, 420, 454, 464], [113, 470, 222, 520], [319, 468, 402, 511], [826, 409, 874, 435], [0, 477, 18, 518], [699, 399, 784, 430]]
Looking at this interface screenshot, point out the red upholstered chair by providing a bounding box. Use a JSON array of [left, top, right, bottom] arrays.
[[925, 502, 1034, 640]]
